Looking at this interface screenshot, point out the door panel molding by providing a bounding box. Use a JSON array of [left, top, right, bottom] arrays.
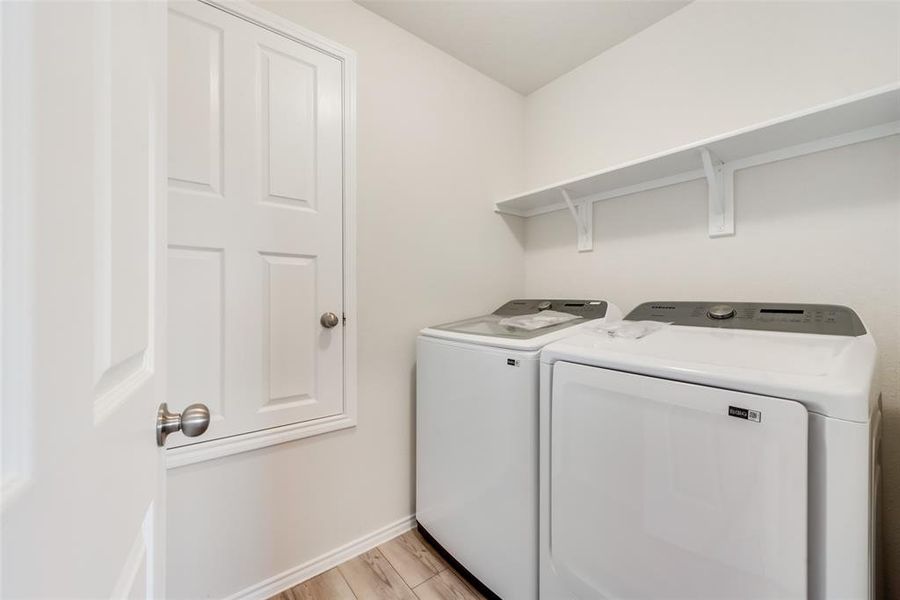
[[109, 504, 155, 600], [0, 0, 36, 506], [93, 0, 159, 424], [167, 8, 224, 197], [167, 246, 225, 420], [258, 43, 318, 209], [261, 252, 317, 407], [166, 0, 357, 467]]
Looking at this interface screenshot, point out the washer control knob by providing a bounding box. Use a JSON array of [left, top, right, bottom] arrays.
[[707, 304, 736, 320], [537, 301, 552, 311]]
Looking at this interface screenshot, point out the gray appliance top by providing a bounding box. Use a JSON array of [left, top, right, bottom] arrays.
[[432, 299, 609, 340], [626, 301, 866, 337]]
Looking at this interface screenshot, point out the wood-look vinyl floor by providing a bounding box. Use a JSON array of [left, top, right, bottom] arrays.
[[271, 530, 486, 600]]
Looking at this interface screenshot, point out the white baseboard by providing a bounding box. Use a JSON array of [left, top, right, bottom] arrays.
[[225, 514, 416, 600]]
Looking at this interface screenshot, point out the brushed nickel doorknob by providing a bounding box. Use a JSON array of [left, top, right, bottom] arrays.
[[320, 312, 340, 328], [156, 402, 210, 447]]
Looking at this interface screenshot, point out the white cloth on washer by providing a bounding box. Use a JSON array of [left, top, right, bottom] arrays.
[[591, 320, 671, 339], [498, 310, 582, 331]]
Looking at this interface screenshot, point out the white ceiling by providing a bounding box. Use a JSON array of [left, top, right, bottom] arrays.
[[356, 0, 692, 95]]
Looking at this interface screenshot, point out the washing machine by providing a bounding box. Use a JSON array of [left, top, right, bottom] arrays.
[[539, 301, 881, 600], [417, 299, 622, 600]]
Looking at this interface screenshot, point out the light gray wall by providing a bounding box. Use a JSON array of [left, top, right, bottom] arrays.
[[165, 2, 526, 597], [525, 0, 900, 188]]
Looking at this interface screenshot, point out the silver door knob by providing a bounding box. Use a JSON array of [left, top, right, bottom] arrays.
[[320, 312, 340, 328], [156, 402, 210, 447]]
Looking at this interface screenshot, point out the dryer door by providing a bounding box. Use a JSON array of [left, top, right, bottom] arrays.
[[546, 362, 808, 600]]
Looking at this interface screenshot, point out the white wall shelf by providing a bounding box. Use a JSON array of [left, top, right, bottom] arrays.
[[496, 84, 900, 250]]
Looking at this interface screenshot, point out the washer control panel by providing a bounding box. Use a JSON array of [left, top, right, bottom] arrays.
[[494, 299, 608, 320], [626, 301, 866, 336]]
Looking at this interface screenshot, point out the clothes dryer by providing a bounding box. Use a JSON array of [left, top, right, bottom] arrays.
[[539, 302, 880, 599]]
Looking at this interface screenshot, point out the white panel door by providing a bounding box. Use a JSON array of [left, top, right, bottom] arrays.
[[546, 362, 808, 600], [1, 1, 168, 597], [167, 1, 344, 445]]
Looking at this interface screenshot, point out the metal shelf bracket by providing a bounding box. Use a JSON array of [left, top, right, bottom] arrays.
[[701, 147, 734, 237], [561, 189, 593, 252]]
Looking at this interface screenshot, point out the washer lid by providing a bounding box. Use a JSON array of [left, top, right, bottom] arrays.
[[430, 313, 576, 340], [542, 321, 877, 422], [421, 299, 614, 351]]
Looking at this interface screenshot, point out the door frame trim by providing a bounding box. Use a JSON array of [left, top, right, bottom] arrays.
[[166, 0, 358, 468]]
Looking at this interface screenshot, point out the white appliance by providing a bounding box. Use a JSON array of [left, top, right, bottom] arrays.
[[417, 299, 622, 600], [539, 301, 881, 600]]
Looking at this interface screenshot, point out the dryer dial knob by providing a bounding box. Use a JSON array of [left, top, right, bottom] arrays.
[[537, 301, 552, 311], [708, 304, 736, 320]]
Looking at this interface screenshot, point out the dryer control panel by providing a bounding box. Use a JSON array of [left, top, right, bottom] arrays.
[[627, 301, 866, 336]]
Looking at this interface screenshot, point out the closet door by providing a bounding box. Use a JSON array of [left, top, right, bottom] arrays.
[[167, 1, 345, 447]]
